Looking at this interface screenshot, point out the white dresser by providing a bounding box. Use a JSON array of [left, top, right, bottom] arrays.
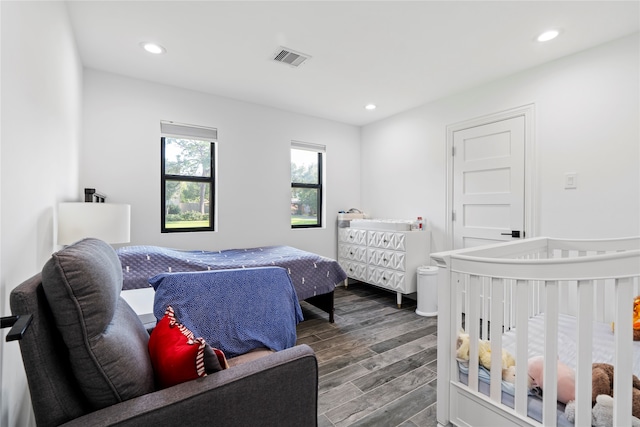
[[337, 224, 430, 307]]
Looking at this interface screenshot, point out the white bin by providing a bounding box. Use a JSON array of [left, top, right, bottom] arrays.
[[416, 266, 438, 317]]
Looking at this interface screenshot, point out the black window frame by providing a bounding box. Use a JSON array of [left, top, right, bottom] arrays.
[[291, 150, 323, 229], [161, 136, 216, 233]]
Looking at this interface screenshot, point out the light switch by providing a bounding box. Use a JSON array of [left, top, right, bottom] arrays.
[[565, 173, 577, 189]]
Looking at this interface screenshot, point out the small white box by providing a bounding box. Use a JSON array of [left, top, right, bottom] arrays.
[[337, 213, 365, 221], [350, 219, 412, 231]]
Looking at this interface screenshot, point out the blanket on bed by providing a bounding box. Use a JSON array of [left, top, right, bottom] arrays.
[[117, 245, 347, 301], [150, 267, 303, 358]]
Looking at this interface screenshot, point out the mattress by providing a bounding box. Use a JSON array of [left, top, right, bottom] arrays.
[[501, 312, 640, 374], [458, 312, 640, 425]]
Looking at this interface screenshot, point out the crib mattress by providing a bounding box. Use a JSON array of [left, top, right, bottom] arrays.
[[458, 312, 640, 426], [502, 312, 640, 374]]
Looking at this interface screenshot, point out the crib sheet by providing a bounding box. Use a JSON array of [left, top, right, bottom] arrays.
[[501, 312, 640, 375]]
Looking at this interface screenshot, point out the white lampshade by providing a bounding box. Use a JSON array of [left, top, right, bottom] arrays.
[[58, 203, 131, 245]]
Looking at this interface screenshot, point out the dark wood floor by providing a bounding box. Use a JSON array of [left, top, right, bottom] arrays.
[[296, 281, 438, 427]]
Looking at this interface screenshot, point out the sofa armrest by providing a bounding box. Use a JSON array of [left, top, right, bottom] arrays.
[[60, 344, 318, 427]]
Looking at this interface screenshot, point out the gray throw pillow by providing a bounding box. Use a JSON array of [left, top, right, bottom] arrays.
[[41, 238, 155, 409]]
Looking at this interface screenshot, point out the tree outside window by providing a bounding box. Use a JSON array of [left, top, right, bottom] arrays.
[[162, 137, 215, 232], [291, 146, 323, 228]]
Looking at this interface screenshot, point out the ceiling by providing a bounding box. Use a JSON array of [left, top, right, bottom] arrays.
[[65, 1, 640, 126]]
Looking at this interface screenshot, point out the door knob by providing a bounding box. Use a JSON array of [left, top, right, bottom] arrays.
[[501, 230, 523, 238]]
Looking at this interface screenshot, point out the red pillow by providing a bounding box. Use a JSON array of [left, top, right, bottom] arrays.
[[148, 306, 228, 389]]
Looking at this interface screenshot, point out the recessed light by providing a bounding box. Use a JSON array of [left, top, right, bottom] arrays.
[[140, 42, 166, 54], [537, 30, 560, 42], [365, 104, 377, 110]]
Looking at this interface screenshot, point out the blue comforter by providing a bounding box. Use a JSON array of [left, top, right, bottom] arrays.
[[150, 267, 303, 358], [118, 245, 347, 301]]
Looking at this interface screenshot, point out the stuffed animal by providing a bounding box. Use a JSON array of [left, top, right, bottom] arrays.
[[527, 355, 576, 404], [456, 332, 471, 361], [565, 395, 640, 427], [456, 332, 515, 381], [478, 339, 516, 373], [564, 362, 640, 426], [592, 363, 640, 418], [503, 365, 516, 384], [611, 295, 640, 341]]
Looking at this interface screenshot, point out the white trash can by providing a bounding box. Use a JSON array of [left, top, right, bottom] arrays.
[[416, 266, 438, 317]]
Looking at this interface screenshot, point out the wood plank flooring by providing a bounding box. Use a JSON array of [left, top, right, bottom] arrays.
[[296, 281, 438, 427]]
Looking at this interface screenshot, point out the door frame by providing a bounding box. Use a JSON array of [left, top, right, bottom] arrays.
[[445, 104, 538, 251]]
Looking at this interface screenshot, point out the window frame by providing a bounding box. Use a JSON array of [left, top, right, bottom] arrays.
[[291, 144, 324, 229], [161, 136, 216, 233]]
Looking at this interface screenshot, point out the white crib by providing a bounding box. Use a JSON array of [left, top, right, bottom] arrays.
[[431, 237, 640, 427]]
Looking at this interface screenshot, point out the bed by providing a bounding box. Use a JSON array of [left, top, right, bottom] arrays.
[[117, 245, 347, 322], [431, 237, 640, 427]]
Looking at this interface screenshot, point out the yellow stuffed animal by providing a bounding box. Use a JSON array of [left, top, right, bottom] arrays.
[[456, 332, 516, 381], [478, 339, 516, 372]]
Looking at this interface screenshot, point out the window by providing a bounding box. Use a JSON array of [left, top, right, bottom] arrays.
[[161, 121, 216, 233], [291, 141, 324, 228]]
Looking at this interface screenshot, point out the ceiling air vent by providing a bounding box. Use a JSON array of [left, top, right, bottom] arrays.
[[272, 47, 311, 68]]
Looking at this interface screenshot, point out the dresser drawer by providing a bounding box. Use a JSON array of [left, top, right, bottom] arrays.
[[367, 267, 405, 291], [339, 228, 367, 245], [367, 249, 405, 271], [339, 244, 367, 263], [367, 231, 406, 251], [340, 259, 367, 281]]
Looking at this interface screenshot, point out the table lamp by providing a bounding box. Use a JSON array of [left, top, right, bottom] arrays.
[[58, 202, 131, 245]]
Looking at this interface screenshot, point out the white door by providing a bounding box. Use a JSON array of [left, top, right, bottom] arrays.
[[452, 116, 525, 249]]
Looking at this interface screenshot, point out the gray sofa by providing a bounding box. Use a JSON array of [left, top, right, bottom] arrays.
[[10, 238, 318, 426]]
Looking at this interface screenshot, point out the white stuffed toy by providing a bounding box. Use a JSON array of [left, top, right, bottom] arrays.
[[564, 395, 640, 427]]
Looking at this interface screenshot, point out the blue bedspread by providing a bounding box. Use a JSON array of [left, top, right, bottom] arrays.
[[117, 245, 347, 301], [150, 267, 303, 358]]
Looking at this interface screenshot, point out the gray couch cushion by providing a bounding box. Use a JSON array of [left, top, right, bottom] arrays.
[[41, 238, 155, 409]]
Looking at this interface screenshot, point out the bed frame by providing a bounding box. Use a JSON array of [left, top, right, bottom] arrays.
[[304, 290, 336, 323], [431, 237, 640, 427]]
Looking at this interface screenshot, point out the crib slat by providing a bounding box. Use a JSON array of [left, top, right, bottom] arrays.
[[481, 278, 489, 339], [514, 279, 529, 416], [504, 281, 513, 331], [613, 277, 633, 426], [456, 272, 464, 332], [542, 281, 559, 427], [575, 280, 594, 427], [489, 278, 504, 402], [435, 256, 454, 427], [468, 274, 481, 392], [593, 251, 606, 322]]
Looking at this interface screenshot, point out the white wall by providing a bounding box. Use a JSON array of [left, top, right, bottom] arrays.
[[81, 70, 361, 258], [361, 34, 640, 254], [0, 1, 83, 426]]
